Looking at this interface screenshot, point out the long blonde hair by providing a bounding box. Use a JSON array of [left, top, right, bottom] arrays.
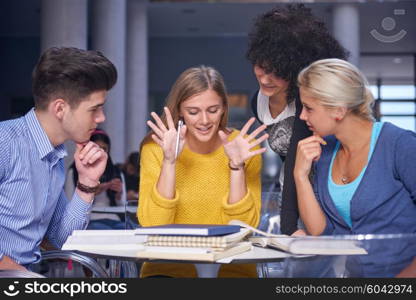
[[142, 65, 229, 146], [298, 58, 374, 121]]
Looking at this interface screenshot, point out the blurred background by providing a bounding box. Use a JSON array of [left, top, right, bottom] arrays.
[[0, 0, 415, 184]]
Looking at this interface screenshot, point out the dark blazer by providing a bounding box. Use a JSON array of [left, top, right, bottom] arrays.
[[251, 91, 312, 234]]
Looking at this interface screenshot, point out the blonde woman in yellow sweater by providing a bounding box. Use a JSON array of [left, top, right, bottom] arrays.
[[138, 66, 268, 277]]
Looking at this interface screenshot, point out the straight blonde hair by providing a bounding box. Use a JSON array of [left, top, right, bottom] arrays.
[[298, 58, 375, 121]]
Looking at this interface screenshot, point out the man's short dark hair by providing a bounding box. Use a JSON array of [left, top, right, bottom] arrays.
[[247, 4, 348, 103], [32, 47, 117, 110]]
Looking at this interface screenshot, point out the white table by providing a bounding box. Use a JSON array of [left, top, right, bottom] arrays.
[[70, 246, 299, 278]]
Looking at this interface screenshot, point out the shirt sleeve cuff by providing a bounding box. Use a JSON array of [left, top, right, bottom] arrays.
[[150, 184, 180, 209], [222, 188, 255, 216], [71, 192, 93, 217]]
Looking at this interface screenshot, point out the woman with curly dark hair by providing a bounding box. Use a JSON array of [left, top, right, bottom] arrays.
[[247, 4, 348, 236]]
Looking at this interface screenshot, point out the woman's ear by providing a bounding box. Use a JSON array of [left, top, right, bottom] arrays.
[[333, 106, 347, 121]]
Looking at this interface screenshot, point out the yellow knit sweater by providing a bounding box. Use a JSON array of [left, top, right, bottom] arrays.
[[138, 129, 262, 278]]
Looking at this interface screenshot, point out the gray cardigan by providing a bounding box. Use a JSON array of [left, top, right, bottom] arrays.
[[314, 122, 416, 277]]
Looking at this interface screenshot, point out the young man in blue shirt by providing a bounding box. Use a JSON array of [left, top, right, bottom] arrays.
[[0, 47, 117, 271]]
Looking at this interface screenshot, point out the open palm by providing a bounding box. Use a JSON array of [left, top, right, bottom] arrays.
[[147, 107, 186, 162], [219, 118, 268, 167]]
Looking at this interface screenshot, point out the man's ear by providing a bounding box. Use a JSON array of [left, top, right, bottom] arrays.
[[49, 98, 68, 120]]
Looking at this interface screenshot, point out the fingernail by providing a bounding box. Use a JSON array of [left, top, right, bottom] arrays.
[[323, 141, 327, 145]]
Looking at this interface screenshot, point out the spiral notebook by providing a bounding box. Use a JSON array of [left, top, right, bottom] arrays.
[[136, 242, 252, 262], [145, 228, 251, 249]]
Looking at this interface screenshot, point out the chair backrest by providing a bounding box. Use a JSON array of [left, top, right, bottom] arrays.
[[125, 199, 140, 229], [41, 250, 109, 278], [0, 269, 45, 278], [258, 191, 281, 234]]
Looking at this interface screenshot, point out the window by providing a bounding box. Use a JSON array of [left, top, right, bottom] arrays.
[[374, 85, 416, 131]]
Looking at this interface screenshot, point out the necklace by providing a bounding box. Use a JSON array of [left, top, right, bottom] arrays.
[[341, 175, 349, 184], [337, 124, 373, 185]]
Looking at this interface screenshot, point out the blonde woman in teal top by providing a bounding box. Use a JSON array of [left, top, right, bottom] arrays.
[[294, 59, 416, 277]]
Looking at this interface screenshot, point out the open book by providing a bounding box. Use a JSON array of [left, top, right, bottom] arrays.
[[229, 220, 367, 255]]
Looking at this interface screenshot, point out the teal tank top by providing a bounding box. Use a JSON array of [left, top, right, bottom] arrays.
[[328, 122, 383, 227]]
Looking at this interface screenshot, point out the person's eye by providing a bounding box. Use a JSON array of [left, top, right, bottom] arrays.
[[188, 110, 198, 115], [208, 109, 219, 114], [91, 106, 102, 112]]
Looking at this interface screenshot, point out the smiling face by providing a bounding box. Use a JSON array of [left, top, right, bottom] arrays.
[[62, 90, 107, 144], [253, 65, 289, 98], [179, 89, 224, 147], [299, 88, 338, 137]]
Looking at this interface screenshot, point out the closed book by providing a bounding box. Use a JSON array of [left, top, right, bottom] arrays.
[[62, 234, 147, 251], [145, 228, 251, 248], [135, 242, 252, 262], [71, 229, 138, 236], [134, 224, 241, 236]]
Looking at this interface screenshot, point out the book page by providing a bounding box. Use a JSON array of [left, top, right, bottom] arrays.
[[228, 220, 287, 238], [62, 233, 147, 251], [249, 236, 293, 252], [72, 229, 138, 236], [65, 235, 147, 245], [289, 238, 368, 255]]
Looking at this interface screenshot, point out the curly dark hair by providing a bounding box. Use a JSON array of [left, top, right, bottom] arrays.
[[247, 4, 348, 103]]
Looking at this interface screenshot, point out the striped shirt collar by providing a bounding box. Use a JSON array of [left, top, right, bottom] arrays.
[[24, 108, 67, 160]]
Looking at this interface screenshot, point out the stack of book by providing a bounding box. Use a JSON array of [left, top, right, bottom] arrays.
[[134, 224, 252, 262], [62, 221, 368, 258], [62, 224, 252, 262]]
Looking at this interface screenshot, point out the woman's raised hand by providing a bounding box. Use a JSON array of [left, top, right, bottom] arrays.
[[147, 107, 187, 163], [218, 117, 268, 168]]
